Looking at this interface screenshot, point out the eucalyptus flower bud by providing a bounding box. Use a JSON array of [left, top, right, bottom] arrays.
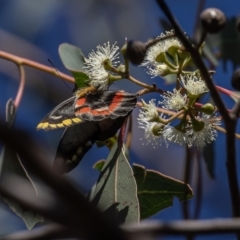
[[125, 40, 146, 65], [200, 8, 226, 34], [200, 103, 215, 115], [151, 123, 164, 137]]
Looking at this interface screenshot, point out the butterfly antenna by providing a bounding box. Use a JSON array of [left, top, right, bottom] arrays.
[[48, 59, 72, 92]]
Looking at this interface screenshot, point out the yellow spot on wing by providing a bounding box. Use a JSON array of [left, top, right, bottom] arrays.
[[63, 119, 72, 126], [49, 124, 57, 129], [57, 123, 64, 128], [72, 118, 82, 123], [42, 122, 49, 129], [36, 123, 44, 129]]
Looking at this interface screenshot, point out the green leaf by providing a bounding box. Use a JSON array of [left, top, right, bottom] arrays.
[[133, 164, 193, 219], [92, 142, 139, 224], [203, 142, 215, 179], [59, 43, 89, 88], [0, 99, 43, 229], [93, 159, 105, 171]]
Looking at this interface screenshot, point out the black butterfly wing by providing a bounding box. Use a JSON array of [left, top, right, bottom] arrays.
[[54, 115, 129, 174], [37, 96, 82, 131]]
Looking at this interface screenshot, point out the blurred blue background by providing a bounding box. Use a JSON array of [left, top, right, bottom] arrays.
[[0, 1, 239, 239]]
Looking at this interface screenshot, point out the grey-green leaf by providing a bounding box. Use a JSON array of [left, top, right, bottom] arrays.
[[59, 43, 89, 88], [92, 142, 139, 224], [133, 164, 194, 219], [92, 159, 105, 172], [0, 99, 43, 229]]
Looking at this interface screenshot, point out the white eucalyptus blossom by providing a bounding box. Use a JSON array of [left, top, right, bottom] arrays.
[[138, 99, 168, 147], [138, 116, 168, 148], [160, 89, 187, 111], [145, 64, 170, 78], [139, 99, 159, 122], [163, 125, 192, 147], [140, 30, 182, 78], [190, 113, 221, 147], [84, 42, 120, 89], [180, 74, 208, 97]]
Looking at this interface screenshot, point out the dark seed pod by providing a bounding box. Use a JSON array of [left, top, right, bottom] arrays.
[[200, 8, 226, 34], [125, 40, 146, 65], [231, 69, 240, 91]]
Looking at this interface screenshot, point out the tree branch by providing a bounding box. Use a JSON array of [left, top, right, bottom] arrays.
[[0, 50, 75, 83], [14, 65, 25, 109], [124, 218, 240, 237]]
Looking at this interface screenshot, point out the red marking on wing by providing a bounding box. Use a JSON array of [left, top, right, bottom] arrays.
[[76, 106, 91, 114], [75, 92, 129, 117], [92, 109, 110, 116], [108, 93, 124, 111], [75, 97, 86, 107]]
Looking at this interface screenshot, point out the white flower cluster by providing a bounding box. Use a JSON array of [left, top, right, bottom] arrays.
[[84, 42, 120, 89], [138, 98, 221, 148]]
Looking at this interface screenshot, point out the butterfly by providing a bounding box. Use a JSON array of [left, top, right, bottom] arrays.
[[37, 90, 137, 131], [37, 89, 137, 174]]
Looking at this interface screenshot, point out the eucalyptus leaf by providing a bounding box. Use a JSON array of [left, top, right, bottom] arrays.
[[0, 99, 43, 229], [203, 142, 215, 179], [92, 142, 139, 224], [133, 164, 193, 219], [92, 159, 105, 171], [59, 43, 89, 88]]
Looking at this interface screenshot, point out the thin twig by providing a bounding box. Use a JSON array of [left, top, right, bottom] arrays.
[[215, 126, 240, 139], [193, 0, 206, 41], [128, 75, 164, 94], [14, 65, 26, 109], [0, 50, 75, 83]]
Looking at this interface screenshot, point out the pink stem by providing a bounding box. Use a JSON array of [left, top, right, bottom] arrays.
[[14, 65, 25, 109]]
